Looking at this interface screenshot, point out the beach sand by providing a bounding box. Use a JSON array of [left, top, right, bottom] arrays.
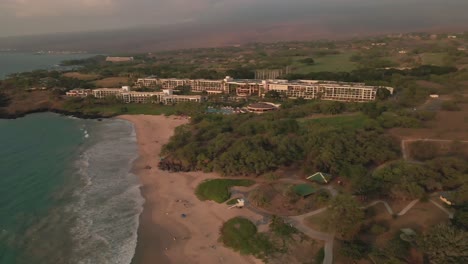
[[119, 115, 262, 264]]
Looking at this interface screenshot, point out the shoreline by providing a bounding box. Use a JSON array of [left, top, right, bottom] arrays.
[[119, 115, 263, 264], [0, 108, 111, 120]]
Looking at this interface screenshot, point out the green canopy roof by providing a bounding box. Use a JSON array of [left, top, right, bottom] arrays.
[[306, 172, 332, 184], [293, 184, 317, 197]]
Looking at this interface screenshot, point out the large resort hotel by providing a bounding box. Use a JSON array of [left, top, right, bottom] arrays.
[[67, 76, 394, 104], [66, 86, 204, 104], [134, 76, 393, 102]]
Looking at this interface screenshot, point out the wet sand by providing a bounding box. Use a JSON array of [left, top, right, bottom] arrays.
[[119, 115, 262, 264]]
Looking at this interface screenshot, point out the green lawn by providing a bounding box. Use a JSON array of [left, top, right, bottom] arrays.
[[420, 53, 446, 66], [292, 52, 358, 73], [298, 113, 371, 130], [306, 211, 329, 233], [195, 179, 255, 203]]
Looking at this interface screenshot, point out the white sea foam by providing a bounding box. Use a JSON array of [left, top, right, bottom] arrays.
[[69, 119, 143, 264], [82, 128, 90, 139]]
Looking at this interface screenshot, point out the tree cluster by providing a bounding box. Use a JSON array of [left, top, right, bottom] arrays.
[[369, 157, 467, 200], [160, 106, 400, 177]]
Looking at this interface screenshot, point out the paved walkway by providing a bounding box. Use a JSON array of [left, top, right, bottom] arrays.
[[229, 182, 454, 264], [288, 208, 334, 264], [429, 199, 454, 219], [398, 200, 419, 215], [362, 199, 420, 216]]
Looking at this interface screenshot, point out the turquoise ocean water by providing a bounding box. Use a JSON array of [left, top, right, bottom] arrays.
[[0, 55, 143, 264]]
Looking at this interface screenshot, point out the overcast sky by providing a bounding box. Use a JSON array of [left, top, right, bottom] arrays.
[[0, 0, 467, 37]]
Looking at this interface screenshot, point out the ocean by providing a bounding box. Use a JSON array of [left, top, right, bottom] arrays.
[[0, 52, 94, 79], [0, 54, 143, 264]]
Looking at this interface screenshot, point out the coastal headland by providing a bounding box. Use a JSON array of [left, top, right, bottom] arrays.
[[119, 115, 263, 264]]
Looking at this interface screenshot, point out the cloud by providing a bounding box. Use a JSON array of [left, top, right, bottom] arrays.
[[0, 0, 467, 37]]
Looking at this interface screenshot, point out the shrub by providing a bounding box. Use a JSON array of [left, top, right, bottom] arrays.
[[269, 216, 298, 238], [226, 198, 239, 205], [340, 240, 370, 260], [264, 172, 280, 181], [370, 223, 388, 235], [220, 217, 276, 259], [315, 247, 325, 263], [250, 189, 269, 207]]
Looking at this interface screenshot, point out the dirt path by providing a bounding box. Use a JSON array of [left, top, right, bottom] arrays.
[[288, 208, 334, 264]]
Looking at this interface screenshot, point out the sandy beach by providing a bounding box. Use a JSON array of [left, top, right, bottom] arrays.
[[119, 115, 263, 264]]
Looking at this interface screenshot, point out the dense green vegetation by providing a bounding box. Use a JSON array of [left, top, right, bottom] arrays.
[[269, 215, 298, 239], [219, 216, 303, 260], [161, 106, 400, 178], [369, 236, 412, 263], [298, 114, 370, 130], [160, 98, 439, 201], [220, 217, 276, 259], [62, 96, 205, 116], [195, 179, 255, 203], [369, 157, 467, 200], [417, 223, 468, 264], [340, 240, 370, 260], [1, 70, 96, 90], [323, 195, 365, 239]]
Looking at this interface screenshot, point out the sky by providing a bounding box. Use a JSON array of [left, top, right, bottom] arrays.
[[0, 0, 467, 37]]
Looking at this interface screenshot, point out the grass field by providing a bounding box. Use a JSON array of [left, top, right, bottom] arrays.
[[93, 77, 130, 87], [305, 210, 329, 233], [62, 72, 100, 80], [292, 52, 358, 73], [195, 179, 255, 203], [420, 53, 446, 66], [299, 113, 371, 130]]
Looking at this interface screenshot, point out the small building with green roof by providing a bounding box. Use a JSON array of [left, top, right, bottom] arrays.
[[306, 172, 333, 184], [293, 184, 317, 197]]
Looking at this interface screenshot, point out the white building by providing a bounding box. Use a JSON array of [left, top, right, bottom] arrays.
[[92, 88, 124, 99], [265, 80, 393, 102], [106, 56, 134, 62], [72, 86, 205, 104], [66, 89, 93, 97], [134, 76, 394, 102]]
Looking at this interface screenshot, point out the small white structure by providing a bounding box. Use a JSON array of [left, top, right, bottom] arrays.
[[106, 56, 134, 62], [228, 199, 245, 209], [429, 94, 439, 98], [163, 89, 173, 95]]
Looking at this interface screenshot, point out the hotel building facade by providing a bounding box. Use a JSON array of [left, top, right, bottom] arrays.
[[66, 89, 93, 98], [135, 76, 393, 102], [265, 80, 393, 102], [69, 87, 205, 104]]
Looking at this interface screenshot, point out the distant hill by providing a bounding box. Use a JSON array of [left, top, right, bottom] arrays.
[[0, 21, 466, 53]]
